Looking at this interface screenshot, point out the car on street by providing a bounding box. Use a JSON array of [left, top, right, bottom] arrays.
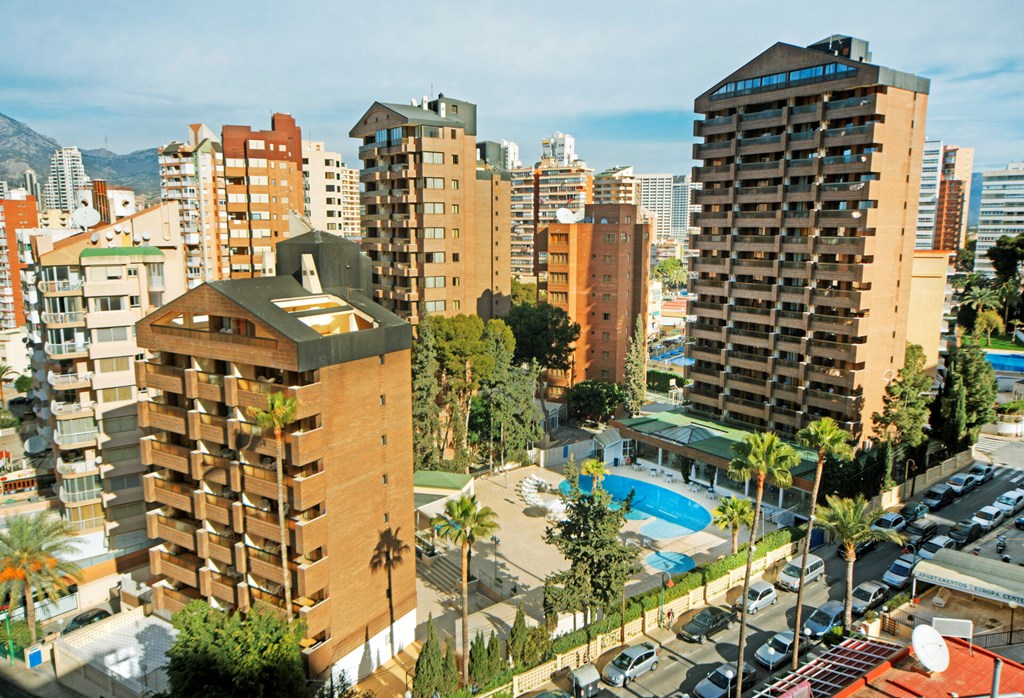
[[970, 463, 995, 483], [838, 538, 878, 560], [947, 519, 984, 549], [972, 506, 1005, 532], [1017, 515, 1024, 531], [735, 580, 778, 615], [754, 631, 797, 669], [903, 519, 940, 554], [677, 606, 736, 644], [804, 600, 845, 639], [993, 489, 1024, 516], [922, 484, 956, 511], [899, 502, 929, 523], [64, 608, 111, 634], [883, 553, 918, 589], [777, 554, 825, 591], [601, 642, 659, 687], [7, 396, 32, 418], [534, 692, 571, 698], [919, 535, 957, 560], [947, 473, 980, 495], [692, 662, 759, 698], [872, 513, 907, 534], [851, 581, 888, 616]]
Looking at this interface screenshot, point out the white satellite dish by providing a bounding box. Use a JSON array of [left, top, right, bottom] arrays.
[[133, 234, 142, 243], [105, 231, 115, 240], [912, 624, 950, 673], [25, 436, 49, 455], [113, 225, 122, 233], [142, 231, 151, 240], [90, 233, 99, 244], [555, 208, 576, 224], [70, 207, 101, 230]]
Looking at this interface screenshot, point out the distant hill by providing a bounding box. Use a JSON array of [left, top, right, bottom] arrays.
[[969, 171, 983, 227], [0, 112, 160, 200]]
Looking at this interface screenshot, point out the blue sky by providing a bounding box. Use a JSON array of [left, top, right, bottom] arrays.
[[2, 0, 1022, 173]]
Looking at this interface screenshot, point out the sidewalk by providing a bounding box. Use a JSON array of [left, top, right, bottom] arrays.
[[0, 659, 85, 698]]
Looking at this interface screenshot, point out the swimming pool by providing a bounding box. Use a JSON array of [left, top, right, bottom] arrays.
[[986, 353, 1024, 373], [645, 551, 696, 575], [559, 474, 711, 536]]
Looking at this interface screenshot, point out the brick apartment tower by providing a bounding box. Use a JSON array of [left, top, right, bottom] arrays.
[[221, 113, 303, 278], [687, 35, 928, 441], [350, 96, 511, 323], [539, 203, 650, 397], [1, 193, 38, 329], [934, 145, 974, 251], [135, 231, 415, 680]]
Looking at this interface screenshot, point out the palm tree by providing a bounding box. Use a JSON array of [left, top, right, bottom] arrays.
[[370, 527, 411, 658], [246, 392, 299, 623], [711, 496, 754, 555], [1000, 280, 1022, 327], [0, 364, 17, 404], [965, 285, 1000, 314], [728, 432, 797, 698], [790, 418, 853, 668], [581, 458, 608, 491], [0, 512, 82, 644], [432, 494, 499, 686], [816, 495, 905, 631]]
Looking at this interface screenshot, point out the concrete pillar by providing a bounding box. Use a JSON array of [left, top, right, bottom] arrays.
[[657, 448, 663, 466]]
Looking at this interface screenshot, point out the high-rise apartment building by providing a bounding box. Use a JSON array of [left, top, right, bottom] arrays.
[[350, 95, 511, 323], [670, 174, 701, 251], [539, 203, 650, 396], [90, 180, 137, 224], [24, 170, 42, 210], [975, 162, 1024, 276], [541, 131, 577, 166], [687, 35, 928, 441], [43, 147, 89, 212], [1, 191, 38, 330], [510, 166, 538, 281], [915, 140, 942, 250], [594, 166, 639, 205], [158, 124, 225, 287], [301, 141, 359, 236], [135, 231, 415, 681], [536, 159, 593, 227], [23, 201, 188, 563], [502, 139, 521, 170], [637, 174, 675, 239], [934, 144, 974, 251]]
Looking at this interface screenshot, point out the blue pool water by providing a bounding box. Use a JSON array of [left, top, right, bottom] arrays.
[[559, 474, 711, 536], [645, 551, 696, 575], [986, 353, 1024, 373]]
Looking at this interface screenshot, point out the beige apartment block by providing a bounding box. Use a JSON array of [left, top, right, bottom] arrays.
[[594, 166, 640, 206], [687, 35, 929, 441], [908, 250, 955, 375], [301, 141, 359, 237], [510, 166, 538, 281]]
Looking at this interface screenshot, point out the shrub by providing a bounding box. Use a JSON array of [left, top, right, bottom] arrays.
[[0, 410, 19, 429], [646, 369, 679, 393], [888, 590, 913, 609]]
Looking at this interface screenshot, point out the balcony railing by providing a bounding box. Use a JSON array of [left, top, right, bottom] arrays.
[[56, 457, 99, 475], [57, 485, 102, 504], [45, 341, 89, 357], [48, 371, 92, 387], [38, 280, 83, 293], [53, 428, 99, 446], [41, 311, 84, 324], [52, 400, 95, 416]]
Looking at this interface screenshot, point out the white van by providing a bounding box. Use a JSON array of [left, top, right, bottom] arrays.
[[776, 554, 825, 592]]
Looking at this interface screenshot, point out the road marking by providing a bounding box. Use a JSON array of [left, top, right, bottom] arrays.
[[1011, 473, 1024, 484]]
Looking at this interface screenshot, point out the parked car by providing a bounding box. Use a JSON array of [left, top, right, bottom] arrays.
[[804, 600, 845, 639], [535, 692, 571, 698], [993, 489, 1024, 516], [973, 506, 1005, 532], [922, 484, 956, 511], [919, 535, 957, 560], [851, 581, 888, 616], [754, 631, 797, 669], [601, 641, 658, 686], [64, 608, 111, 634], [735, 580, 778, 615], [883, 553, 918, 589], [692, 662, 759, 698], [777, 554, 825, 591], [1017, 515, 1024, 531], [872, 513, 907, 534], [899, 502, 929, 523], [947, 519, 984, 549], [947, 473, 980, 495], [838, 538, 878, 560], [903, 519, 940, 554], [970, 463, 995, 483], [678, 606, 736, 644], [7, 396, 32, 418]]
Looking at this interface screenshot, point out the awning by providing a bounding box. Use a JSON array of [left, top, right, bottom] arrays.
[[594, 427, 622, 450], [913, 548, 1024, 606]]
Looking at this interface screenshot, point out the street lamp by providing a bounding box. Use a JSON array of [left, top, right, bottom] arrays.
[[2, 608, 11, 664], [491, 536, 501, 585], [723, 667, 735, 691], [1010, 601, 1018, 643], [767, 646, 777, 683], [659, 572, 675, 627], [904, 459, 916, 499]]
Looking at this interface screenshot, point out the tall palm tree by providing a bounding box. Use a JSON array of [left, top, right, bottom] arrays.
[[965, 285, 1000, 314], [581, 458, 608, 491], [247, 392, 299, 623], [728, 432, 797, 698], [0, 364, 17, 404], [817, 495, 905, 631], [370, 527, 410, 658], [1000, 280, 1022, 326], [432, 494, 499, 686], [711, 496, 754, 555], [0, 512, 82, 644], [790, 418, 853, 668]]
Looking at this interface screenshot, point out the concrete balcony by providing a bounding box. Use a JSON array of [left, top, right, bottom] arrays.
[[150, 547, 200, 588], [288, 428, 324, 466], [773, 358, 802, 379], [692, 258, 730, 274], [728, 352, 770, 372], [811, 288, 863, 310], [773, 383, 802, 402], [733, 236, 780, 253], [57, 485, 102, 505], [729, 306, 774, 325], [56, 456, 99, 477], [822, 123, 874, 148], [695, 114, 738, 136], [153, 583, 201, 617], [775, 335, 806, 354], [726, 375, 770, 397], [144, 473, 195, 515], [737, 134, 783, 157], [298, 597, 332, 639], [247, 547, 287, 586], [242, 463, 283, 501], [805, 389, 859, 414], [735, 184, 783, 204], [690, 301, 727, 321], [38, 280, 83, 295], [141, 438, 192, 475], [806, 365, 856, 391], [736, 160, 784, 179], [292, 470, 326, 512], [732, 258, 779, 276], [296, 555, 329, 598], [53, 427, 99, 449], [689, 347, 724, 364], [815, 236, 872, 257], [809, 314, 864, 336], [724, 396, 768, 419], [808, 340, 865, 363], [41, 311, 85, 327], [200, 494, 234, 528], [780, 235, 813, 254], [776, 310, 808, 331], [771, 408, 803, 428], [193, 412, 228, 445], [693, 163, 735, 183], [693, 140, 736, 159], [778, 287, 811, 305], [728, 328, 774, 351], [139, 401, 189, 435], [45, 340, 89, 359], [294, 511, 327, 557], [138, 362, 184, 394], [52, 400, 94, 419], [692, 211, 734, 229], [779, 262, 811, 281], [690, 323, 725, 343], [825, 94, 877, 119], [819, 181, 871, 202], [686, 386, 722, 411], [691, 234, 732, 252], [146, 510, 198, 551], [48, 371, 92, 390], [245, 506, 284, 542], [820, 153, 873, 175], [730, 282, 777, 302], [694, 188, 733, 206]]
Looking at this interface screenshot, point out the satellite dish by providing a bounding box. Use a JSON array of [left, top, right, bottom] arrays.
[[70, 207, 101, 230], [133, 234, 142, 243], [25, 436, 49, 455], [555, 208, 576, 225], [105, 231, 114, 240], [142, 231, 151, 240], [113, 225, 122, 233], [90, 233, 99, 244], [912, 625, 950, 673], [107, 241, 115, 248]]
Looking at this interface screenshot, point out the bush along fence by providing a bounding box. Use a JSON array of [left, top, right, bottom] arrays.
[[455, 526, 804, 697]]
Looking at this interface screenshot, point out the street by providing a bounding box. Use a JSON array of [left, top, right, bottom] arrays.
[[592, 449, 1024, 697]]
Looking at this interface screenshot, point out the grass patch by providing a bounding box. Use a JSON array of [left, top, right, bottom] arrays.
[[982, 334, 1024, 352]]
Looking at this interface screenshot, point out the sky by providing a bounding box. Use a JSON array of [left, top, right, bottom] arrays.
[[2, 0, 1022, 173]]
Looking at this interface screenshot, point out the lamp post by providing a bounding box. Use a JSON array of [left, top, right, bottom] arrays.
[[723, 667, 735, 692], [767, 646, 776, 684], [904, 459, 916, 499], [491, 536, 501, 585], [659, 572, 674, 627], [2, 609, 11, 664], [1010, 601, 1018, 644]]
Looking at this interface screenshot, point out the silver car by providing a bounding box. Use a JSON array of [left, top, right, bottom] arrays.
[[754, 631, 795, 669], [601, 641, 658, 686], [693, 661, 758, 698], [735, 580, 778, 615]]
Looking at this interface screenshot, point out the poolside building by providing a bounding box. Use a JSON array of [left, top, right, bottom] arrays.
[[135, 228, 416, 681]]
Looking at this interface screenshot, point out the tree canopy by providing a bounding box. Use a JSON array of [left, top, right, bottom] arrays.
[[652, 257, 687, 290], [872, 343, 934, 447], [974, 309, 1005, 346], [624, 315, 648, 416], [986, 232, 1024, 283], [505, 303, 580, 371], [940, 337, 997, 447], [564, 380, 624, 424]]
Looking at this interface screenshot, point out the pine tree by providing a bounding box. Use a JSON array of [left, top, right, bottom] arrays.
[[412, 319, 442, 471], [941, 372, 968, 451], [508, 605, 528, 667], [624, 315, 648, 416], [468, 632, 488, 686], [872, 343, 933, 447], [441, 643, 459, 696], [486, 631, 502, 679], [479, 322, 543, 466], [412, 615, 444, 698], [950, 337, 997, 445]]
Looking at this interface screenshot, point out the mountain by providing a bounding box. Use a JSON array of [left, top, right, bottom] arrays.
[[0, 112, 160, 200]]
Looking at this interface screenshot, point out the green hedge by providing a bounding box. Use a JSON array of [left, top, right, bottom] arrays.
[[646, 369, 680, 393], [888, 590, 912, 609]]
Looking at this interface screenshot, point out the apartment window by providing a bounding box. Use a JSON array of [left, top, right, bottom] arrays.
[[424, 300, 446, 312], [379, 395, 386, 406], [452, 300, 461, 310], [451, 180, 459, 190], [376, 129, 387, 143], [452, 228, 460, 238], [382, 474, 388, 485], [603, 313, 611, 321], [423, 227, 445, 239], [248, 139, 265, 149], [96, 357, 131, 373], [389, 127, 402, 142], [601, 351, 610, 360], [127, 267, 138, 277], [450, 129, 457, 139], [94, 327, 129, 343], [103, 415, 137, 434], [452, 253, 460, 262], [91, 296, 125, 312], [602, 293, 612, 302], [424, 276, 446, 288], [621, 234, 630, 242], [422, 202, 445, 214], [550, 292, 568, 303], [379, 355, 385, 365], [452, 277, 461, 286], [602, 274, 612, 283], [423, 152, 444, 164], [104, 444, 139, 463], [549, 273, 568, 284], [603, 255, 612, 264], [130, 296, 141, 308], [425, 252, 445, 264], [423, 177, 444, 189], [551, 253, 568, 264], [420, 126, 440, 138], [604, 234, 616, 243], [452, 154, 459, 164], [381, 435, 387, 446], [600, 370, 611, 379], [106, 474, 141, 491], [149, 292, 163, 307], [89, 265, 123, 281], [383, 513, 390, 524], [452, 204, 460, 214], [99, 386, 133, 402], [601, 332, 611, 341]]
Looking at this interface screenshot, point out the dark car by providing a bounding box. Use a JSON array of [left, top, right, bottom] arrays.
[[804, 600, 844, 639], [837, 538, 878, 560], [899, 502, 929, 523], [903, 519, 940, 554], [64, 608, 111, 634], [947, 519, 983, 549], [7, 396, 32, 418], [1017, 515, 1024, 531], [922, 484, 956, 511], [678, 606, 736, 644], [692, 662, 759, 698]]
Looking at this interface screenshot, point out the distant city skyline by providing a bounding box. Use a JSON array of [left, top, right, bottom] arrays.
[[1, 0, 1021, 173]]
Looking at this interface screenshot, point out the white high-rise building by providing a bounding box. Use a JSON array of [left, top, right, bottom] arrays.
[[42, 147, 89, 212], [541, 131, 577, 166], [975, 162, 1024, 276], [302, 140, 359, 235], [24, 170, 42, 208], [637, 173, 674, 239], [915, 139, 943, 250], [501, 139, 521, 170], [671, 175, 691, 241]]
